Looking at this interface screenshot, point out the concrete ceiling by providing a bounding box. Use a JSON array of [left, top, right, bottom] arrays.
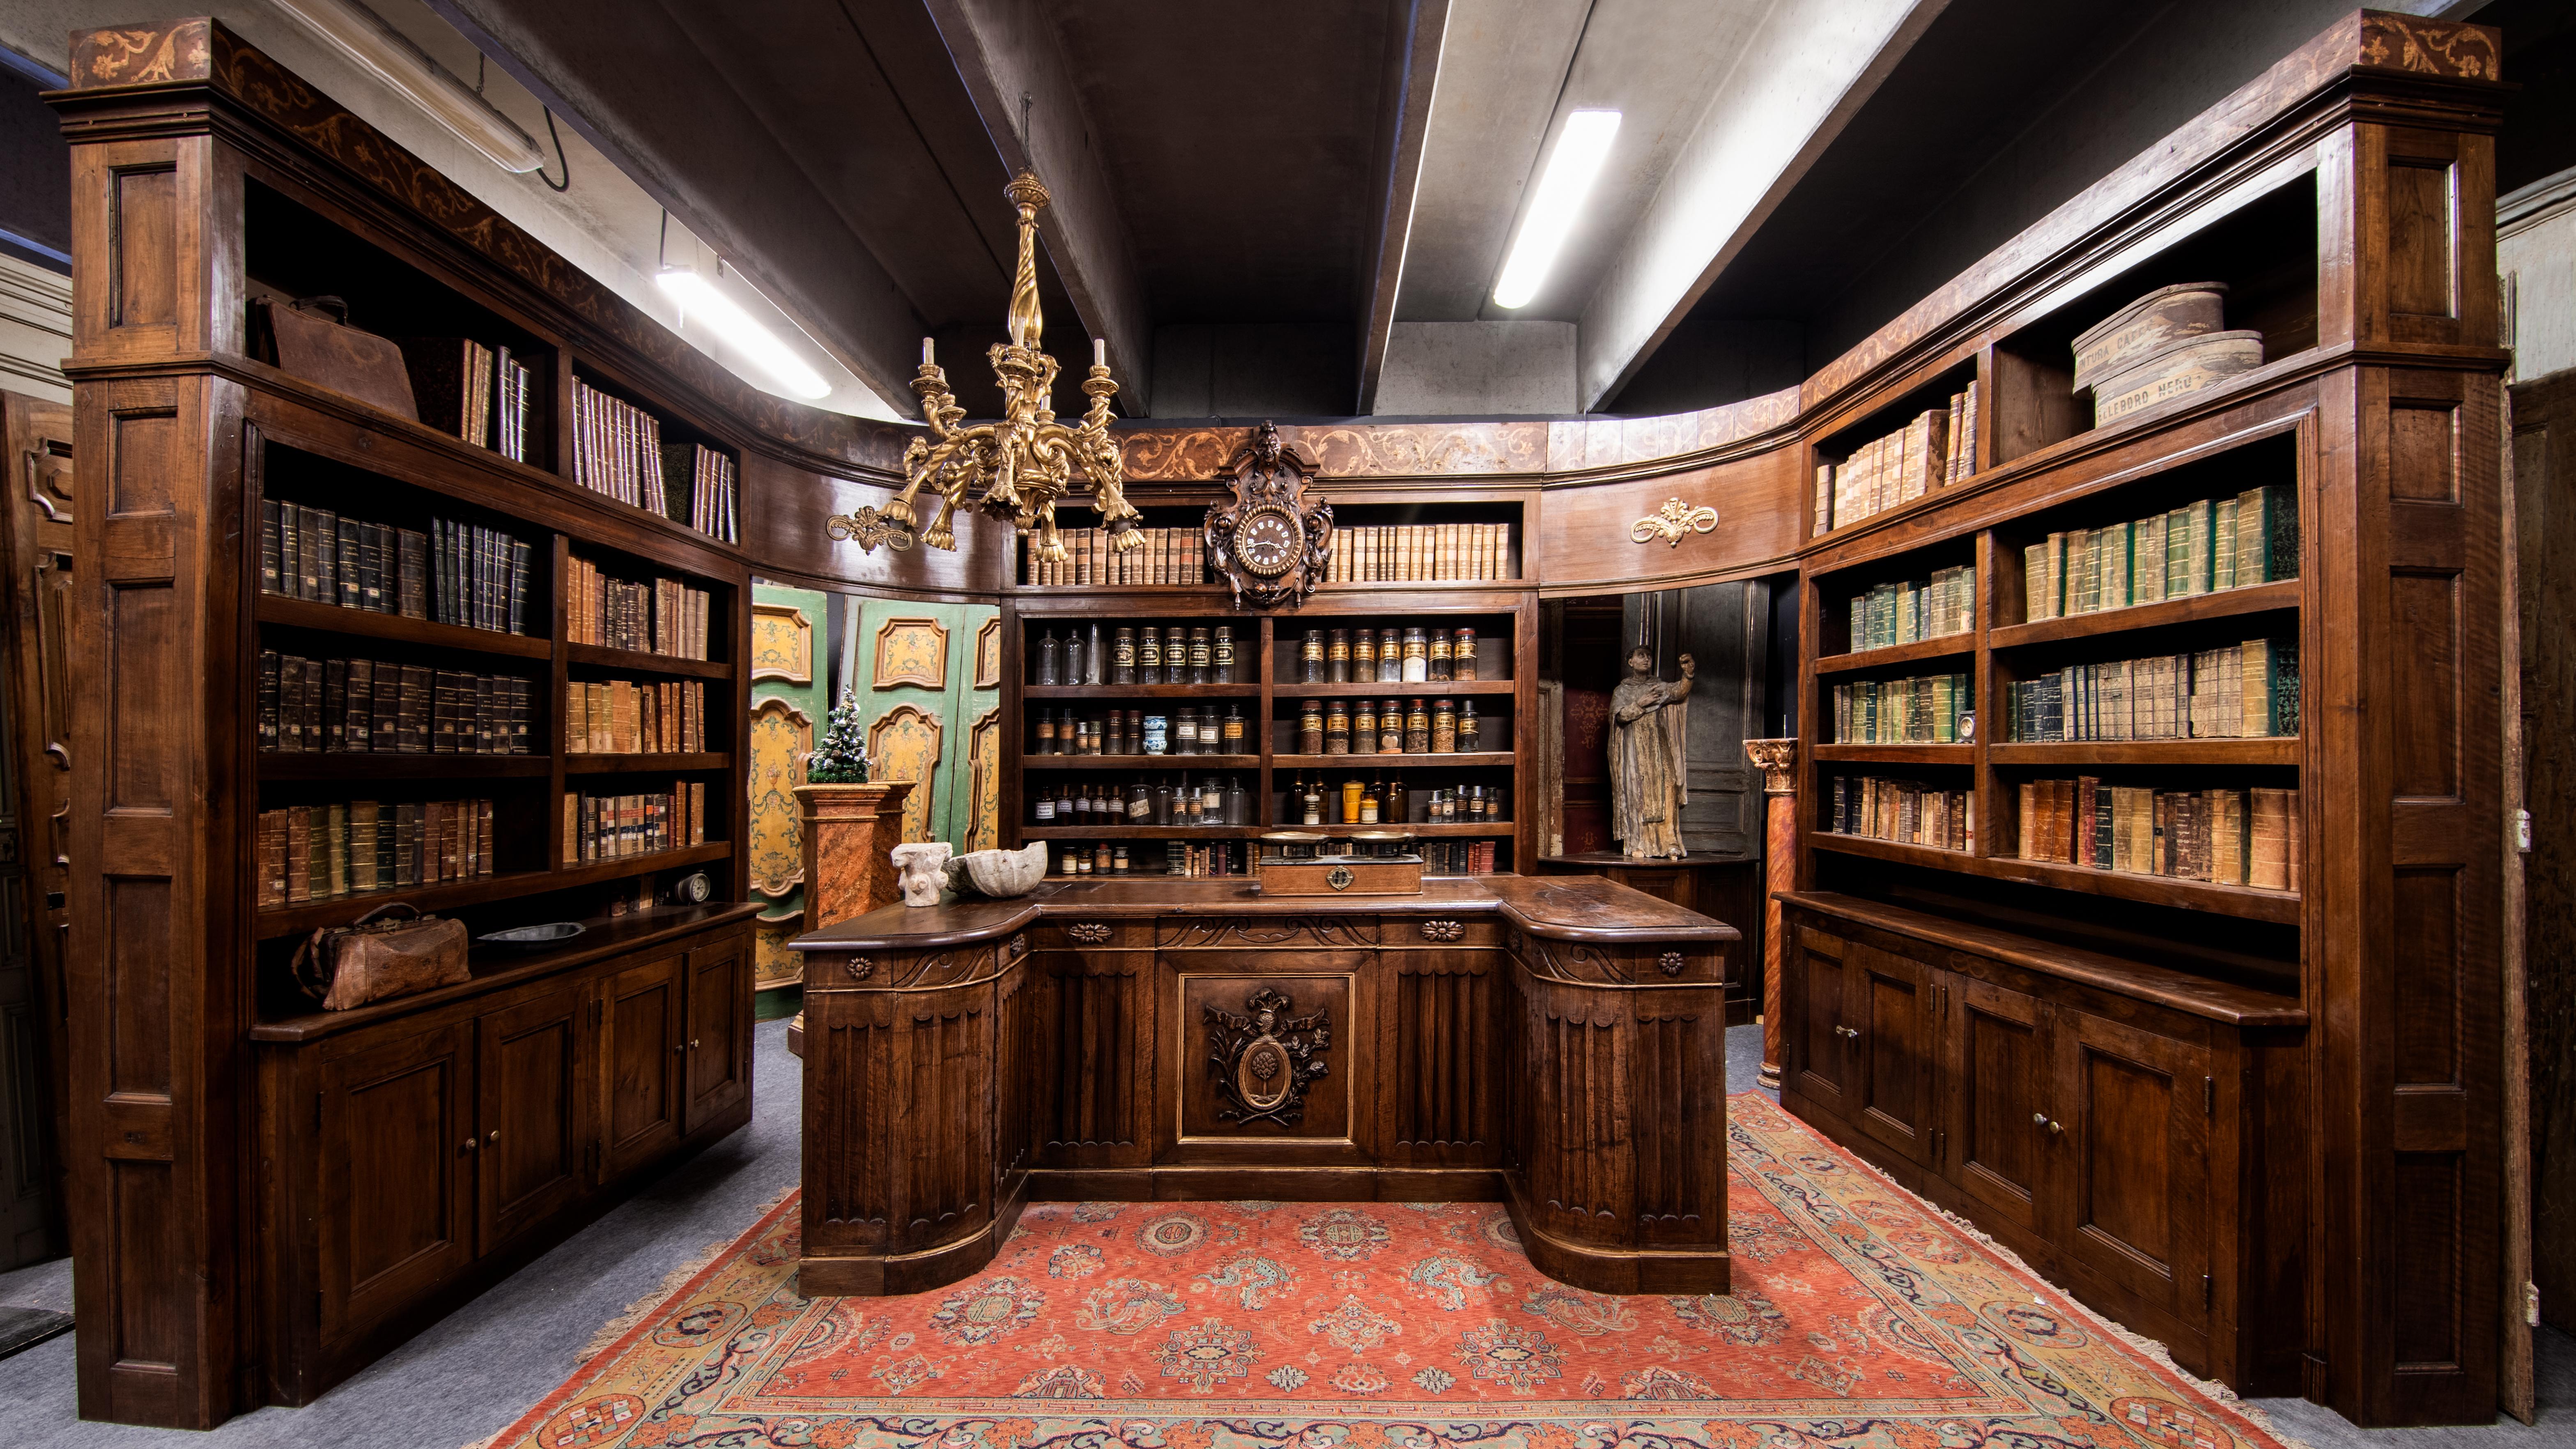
[[13, 0, 2507, 424]]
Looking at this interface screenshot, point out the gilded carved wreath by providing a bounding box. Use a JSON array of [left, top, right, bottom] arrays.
[[1204, 986, 1331, 1127]]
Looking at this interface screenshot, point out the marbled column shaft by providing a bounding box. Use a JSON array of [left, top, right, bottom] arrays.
[[1744, 738, 1798, 1091]]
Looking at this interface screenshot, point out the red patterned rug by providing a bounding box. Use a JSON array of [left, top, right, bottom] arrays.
[[489, 1095, 2287, 1449]]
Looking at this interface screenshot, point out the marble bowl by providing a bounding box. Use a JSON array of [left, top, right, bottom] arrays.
[[949, 840, 1049, 898]]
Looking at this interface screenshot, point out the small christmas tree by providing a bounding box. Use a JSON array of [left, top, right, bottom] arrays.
[[805, 691, 870, 784]]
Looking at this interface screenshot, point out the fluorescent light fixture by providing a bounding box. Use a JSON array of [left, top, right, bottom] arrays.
[[269, 0, 547, 175], [656, 268, 833, 400], [1492, 109, 1621, 310]]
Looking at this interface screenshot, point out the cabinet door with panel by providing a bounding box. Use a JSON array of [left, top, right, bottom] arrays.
[[1845, 942, 1938, 1167], [316, 1019, 476, 1347], [476, 982, 591, 1253], [1946, 975, 2049, 1232], [1788, 927, 1851, 1118], [683, 935, 751, 1132], [2048, 1008, 2212, 1332], [601, 953, 687, 1177]]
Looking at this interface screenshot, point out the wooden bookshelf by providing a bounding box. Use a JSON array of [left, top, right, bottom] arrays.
[[51, 22, 760, 1426]]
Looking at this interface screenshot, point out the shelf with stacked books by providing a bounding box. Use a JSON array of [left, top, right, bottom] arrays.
[[1987, 740, 2298, 766], [1813, 743, 1975, 764], [1990, 577, 2298, 649], [1023, 754, 1263, 769], [258, 754, 552, 781], [1814, 638, 1976, 676], [568, 363, 740, 544], [1809, 358, 1982, 538], [254, 593, 554, 661]]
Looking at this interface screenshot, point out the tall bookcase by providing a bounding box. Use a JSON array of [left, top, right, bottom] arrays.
[[1775, 20, 2509, 1426], [52, 21, 763, 1425]]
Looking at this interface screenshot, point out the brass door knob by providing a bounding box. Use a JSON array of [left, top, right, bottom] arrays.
[[689, 1038, 701, 1051], [2047, 1118, 2064, 1134], [486, 1129, 501, 1145], [461, 1138, 478, 1153], [2033, 1113, 2048, 1125]]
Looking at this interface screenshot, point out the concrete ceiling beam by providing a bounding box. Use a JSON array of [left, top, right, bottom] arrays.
[[920, 0, 1155, 412], [1355, 0, 1453, 415], [1574, 0, 1946, 411]]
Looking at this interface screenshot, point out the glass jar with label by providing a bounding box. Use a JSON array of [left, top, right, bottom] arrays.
[[1301, 773, 1324, 825], [1325, 699, 1351, 754], [1214, 626, 1235, 683], [1300, 700, 1324, 755], [1379, 699, 1405, 754], [1112, 845, 1131, 874], [1137, 626, 1163, 685], [1428, 631, 1452, 682], [1402, 628, 1429, 682], [1112, 627, 1137, 684], [1094, 841, 1112, 874], [1328, 628, 1351, 683], [1301, 629, 1325, 683], [1221, 704, 1246, 754], [1142, 714, 1168, 754], [1351, 700, 1376, 755], [1453, 628, 1477, 682], [1060, 846, 1082, 876], [1128, 780, 1151, 822], [1378, 628, 1404, 683], [1173, 711, 1198, 753], [1035, 711, 1057, 754], [1458, 700, 1480, 752], [1188, 628, 1212, 685], [1341, 776, 1364, 823], [1431, 698, 1457, 753], [1404, 699, 1430, 753], [1351, 631, 1377, 681], [1034, 789, 1057, 823], [1104, 711, 1124, 756]]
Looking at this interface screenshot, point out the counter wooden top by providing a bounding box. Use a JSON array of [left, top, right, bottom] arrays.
[[791, 874, 1738, 953], [1776, 890, 2306, 1028]]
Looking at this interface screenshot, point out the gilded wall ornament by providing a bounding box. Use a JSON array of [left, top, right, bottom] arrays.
[[1204, 986, 1331, 1127], [1631, 497, 1720, 547], [825, 505, 916, 554]]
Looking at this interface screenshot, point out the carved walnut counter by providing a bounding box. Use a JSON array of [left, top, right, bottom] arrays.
[[790, 876, 1738, 1297]]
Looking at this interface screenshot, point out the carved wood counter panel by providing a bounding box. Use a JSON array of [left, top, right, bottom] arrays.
[[791, 877, 1738, 1296]]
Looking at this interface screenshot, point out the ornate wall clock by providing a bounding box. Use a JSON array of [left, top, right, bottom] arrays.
[[1205, 421, 1333, 610]]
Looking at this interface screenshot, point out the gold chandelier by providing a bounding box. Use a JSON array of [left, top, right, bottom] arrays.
[[831, 172, 1142, 564]]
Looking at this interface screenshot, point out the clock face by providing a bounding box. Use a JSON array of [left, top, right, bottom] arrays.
[[1232, 507, 1301, 577]]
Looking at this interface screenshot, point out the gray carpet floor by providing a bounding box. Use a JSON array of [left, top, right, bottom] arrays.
[[0, 1019, 2563, 1446]]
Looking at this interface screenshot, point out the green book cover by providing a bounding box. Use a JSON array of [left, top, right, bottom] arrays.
[[2137, 510, 2168, 605], [2162, 507, 2191, 599], [2176, 499, 2214, 596], [2213, 497, 2240, 589]]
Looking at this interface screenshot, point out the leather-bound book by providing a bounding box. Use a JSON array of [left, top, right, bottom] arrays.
[[394, 337, 495, 445]]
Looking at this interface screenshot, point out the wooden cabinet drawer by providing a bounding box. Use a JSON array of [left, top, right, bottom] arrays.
[[1383, 916, 1498, 948], [1034, 918, 1151, 950]]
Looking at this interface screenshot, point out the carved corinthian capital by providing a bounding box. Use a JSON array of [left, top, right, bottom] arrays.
[[1744, 737, 1799, 795]]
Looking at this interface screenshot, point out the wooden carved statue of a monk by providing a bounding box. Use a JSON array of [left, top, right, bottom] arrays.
[[1611, 646, 1696, 859]]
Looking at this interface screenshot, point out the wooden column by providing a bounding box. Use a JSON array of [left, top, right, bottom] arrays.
[[794, 782, 913, 940], [1744, 738, 1797, 1090]]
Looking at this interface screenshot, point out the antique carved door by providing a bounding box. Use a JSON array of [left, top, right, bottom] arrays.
[[747, 583, 826, 992]]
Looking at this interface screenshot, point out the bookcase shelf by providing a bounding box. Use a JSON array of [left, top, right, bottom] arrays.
[[255, 593, 552, 660], [1813, 743, 1974, 764], [1024, 754, 1262, 769], [1270, 752, 1517, 768], [1814, 637, 1975, 676], [1990, 579, 2300, 649], [563, 752, 733, 773], [1987, 739, 2298, 766], [563, 642, 731, 678], [257, 753, 549, 781], [1807, 830, 2300, 924], [1270, 679, 1516, 696], [254, 867, 564, 938], [1021, 822, 1513, 841], [1022, 683, 1260, 699]]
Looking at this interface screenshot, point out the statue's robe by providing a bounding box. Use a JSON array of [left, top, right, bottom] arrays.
[[1610, 669, 1692, 859]]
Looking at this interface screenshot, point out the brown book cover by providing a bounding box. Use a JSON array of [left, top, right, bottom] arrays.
[[2249, 787, 2290, 890]]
